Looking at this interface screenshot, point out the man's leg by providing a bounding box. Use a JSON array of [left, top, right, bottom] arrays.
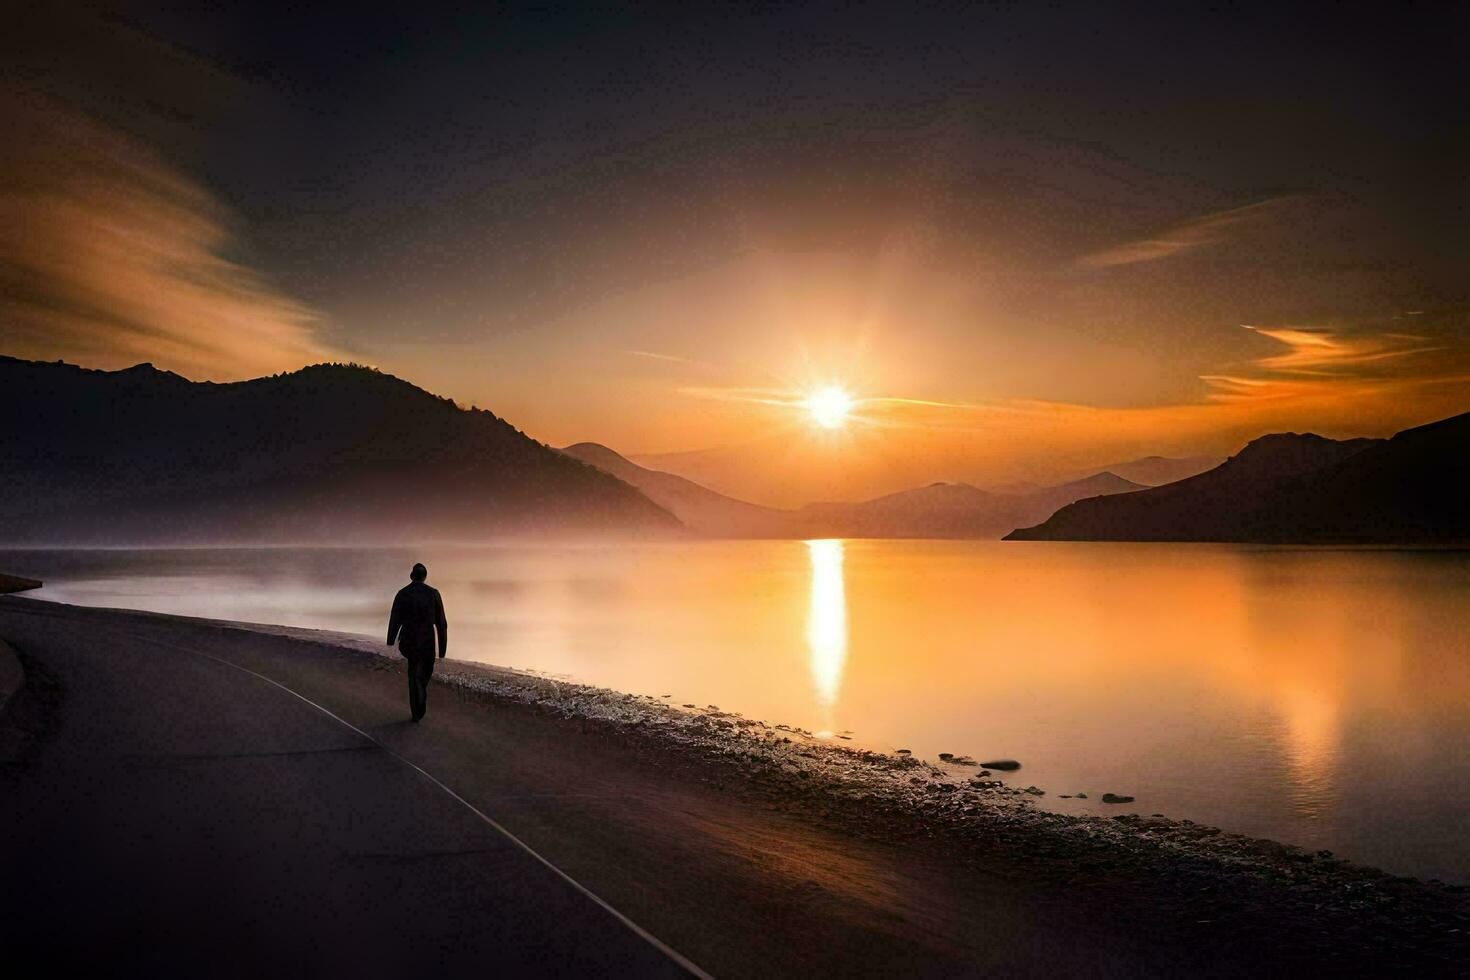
[[418, 655, 436, 717], [406, 656, 423, 719]]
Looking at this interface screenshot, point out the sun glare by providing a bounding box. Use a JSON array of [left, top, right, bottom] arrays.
[[805, 386, 854, 429]]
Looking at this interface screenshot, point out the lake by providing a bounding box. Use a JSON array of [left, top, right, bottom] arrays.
[[4, 540, 1468, 882]]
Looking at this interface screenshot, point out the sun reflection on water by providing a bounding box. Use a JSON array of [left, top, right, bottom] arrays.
[[805, 539, 848, 717], [1276, 686, 1341, 813]]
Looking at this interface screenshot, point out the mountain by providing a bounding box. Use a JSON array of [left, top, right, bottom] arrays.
[[995, 457, 1222, 494], [0, 357, 680, 544], [1006, 412, 1470, 543], [1083, 454, 1226, 487], [631, 438, 882, 508], [797, 482, 1002, 538], [796, 472, 1146, 539], [568, 438, 1148, 539], [558, 443, 791, 536], [1032, 472, 1147, 510]]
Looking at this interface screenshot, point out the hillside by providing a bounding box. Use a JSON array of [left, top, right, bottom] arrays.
[[0, 357, 680, 544], [1006, 412, 1469, 543], [559, 443, 791, 536]]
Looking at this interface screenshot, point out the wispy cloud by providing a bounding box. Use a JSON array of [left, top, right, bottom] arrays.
[[1201, 324, 1464, 402], [0, 87, 340, 379], [677, 385, 801, 408], [1079, 197, 1290, 269], [1241, 325, 1445, 377], [624, 349, 694, 364]]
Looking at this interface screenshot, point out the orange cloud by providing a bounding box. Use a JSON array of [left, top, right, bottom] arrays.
[[1239, 325, 1446, 377], [0, 88, 340, 380], [1201, 324, 1468, 404]]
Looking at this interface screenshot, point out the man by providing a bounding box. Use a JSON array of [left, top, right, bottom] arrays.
[[386, 563, 448, 721]]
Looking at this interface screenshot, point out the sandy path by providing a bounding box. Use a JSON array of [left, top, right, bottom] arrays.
[[0, 599, 688, 977]]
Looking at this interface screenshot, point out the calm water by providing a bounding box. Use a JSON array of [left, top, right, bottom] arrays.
[[4, 541, 1469, 881]]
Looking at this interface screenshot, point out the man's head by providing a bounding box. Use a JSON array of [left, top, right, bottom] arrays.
[[410, 563, 428, 582]]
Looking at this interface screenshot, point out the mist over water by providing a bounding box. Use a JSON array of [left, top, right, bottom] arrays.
[[6, 540, 1469, 882]]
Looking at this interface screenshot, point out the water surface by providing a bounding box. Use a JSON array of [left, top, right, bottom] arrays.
[[5, 541, 1468, 881]]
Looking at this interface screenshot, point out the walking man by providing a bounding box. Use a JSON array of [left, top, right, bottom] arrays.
[[387, 563, 448, 721]]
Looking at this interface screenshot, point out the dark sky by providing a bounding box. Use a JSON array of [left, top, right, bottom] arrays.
[[2, 1, 1466, 496], [101, 4, 1470, 311]]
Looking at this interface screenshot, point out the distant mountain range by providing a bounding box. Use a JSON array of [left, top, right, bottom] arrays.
[[0, 357, 679, 544], [1007, 411, 1470, 544], [1074, 454, 1225, 487], [795, 472, 1145, 538], [14, 355, 1453, 547], [562, 443, 1146, 538], [634, 441, 1223, 505], [993, 456, 1222, 493]]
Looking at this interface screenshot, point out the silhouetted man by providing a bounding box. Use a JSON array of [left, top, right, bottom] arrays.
[[387, 563, 448, 721]]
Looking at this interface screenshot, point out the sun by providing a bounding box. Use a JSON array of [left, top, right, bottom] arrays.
[[804, 385, 854, 429]]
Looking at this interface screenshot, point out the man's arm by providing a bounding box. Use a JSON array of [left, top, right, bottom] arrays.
[[435, 590, 448, 658], [387, 592, 402, 646]]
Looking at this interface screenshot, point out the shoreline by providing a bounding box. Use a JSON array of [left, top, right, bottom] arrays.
[[0, 573, 42, 594], [362, 624, 1469, 893], [3, 594, 1467, 972]]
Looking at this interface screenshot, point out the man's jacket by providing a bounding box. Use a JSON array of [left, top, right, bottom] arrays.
[[387, 581, 448, 658]]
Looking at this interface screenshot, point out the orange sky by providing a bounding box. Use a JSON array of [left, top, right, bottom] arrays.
[[2, 96, 1464, 504], [370, 250, 1468, 503]]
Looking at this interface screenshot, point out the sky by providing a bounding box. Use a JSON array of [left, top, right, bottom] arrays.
[[2, 2, 1466, 504]]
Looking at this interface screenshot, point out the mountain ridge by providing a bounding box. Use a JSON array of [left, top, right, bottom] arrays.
[[0, 356, 681, 544], [1006, 413, 1469, 544]]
